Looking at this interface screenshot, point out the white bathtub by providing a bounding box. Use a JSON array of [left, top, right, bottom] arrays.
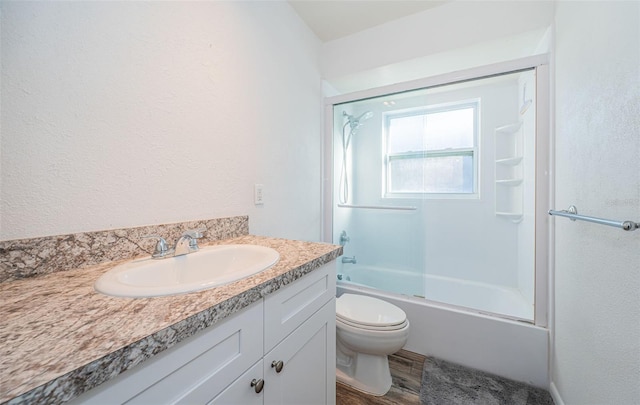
[[336, 267, 549, 389], [338, 266, 533, 320]]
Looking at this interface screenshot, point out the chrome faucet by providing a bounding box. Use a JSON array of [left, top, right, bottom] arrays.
[[173, 229, 204, 256], [142, 229, 204, 259], [341, 256, 356, 264], [142, 235, 174, 259]]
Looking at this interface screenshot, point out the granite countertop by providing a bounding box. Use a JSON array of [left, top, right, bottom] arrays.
[[0, 235, 342, 404]]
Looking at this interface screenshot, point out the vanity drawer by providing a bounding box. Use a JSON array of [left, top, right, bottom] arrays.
[[72, 300, 263, 405], [264, 262, 336, 352]]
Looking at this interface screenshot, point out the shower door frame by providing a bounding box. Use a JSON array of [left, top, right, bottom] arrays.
[[322, 54, 551, 327]]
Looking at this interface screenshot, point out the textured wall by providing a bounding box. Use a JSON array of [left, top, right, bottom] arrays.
[[1, 1, 322, 241], [553, 2, 640, 403]]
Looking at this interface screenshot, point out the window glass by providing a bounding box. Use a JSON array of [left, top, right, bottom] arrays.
[[388, 155, 473, 193], [424, 108, 475, 150], [385, 102, 477, 196], [388, 115, 425, 153]]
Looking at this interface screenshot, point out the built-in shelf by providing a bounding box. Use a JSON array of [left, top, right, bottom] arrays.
[[495, 121, 523, 134], [495, 120, 524, 220], [495, 212, 524, 223], [496, 179, 523, 186], [496, 157, 523, 166], [496, 212, 523, 218]]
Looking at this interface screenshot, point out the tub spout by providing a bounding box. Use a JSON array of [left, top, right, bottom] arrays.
[[342, 256, 357, 264]]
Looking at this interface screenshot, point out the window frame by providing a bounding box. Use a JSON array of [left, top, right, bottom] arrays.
[[382, 99, 480, 199]]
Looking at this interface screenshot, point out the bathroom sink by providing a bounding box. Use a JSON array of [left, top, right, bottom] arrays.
[[94, 244, 280, 298]]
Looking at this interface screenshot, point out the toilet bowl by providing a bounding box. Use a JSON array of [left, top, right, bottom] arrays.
[[335, 293, 410, 396]]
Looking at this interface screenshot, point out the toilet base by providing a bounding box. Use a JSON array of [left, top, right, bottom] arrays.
[[336, 352, 392, 396]]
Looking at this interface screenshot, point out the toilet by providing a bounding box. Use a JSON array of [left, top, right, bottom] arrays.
[[335, 293, 410, 396]]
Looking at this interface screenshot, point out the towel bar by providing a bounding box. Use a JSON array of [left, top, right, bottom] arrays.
[[548, 205, 639, 231]]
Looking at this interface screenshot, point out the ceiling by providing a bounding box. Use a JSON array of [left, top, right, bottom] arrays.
[[288, 0, 449, 42]]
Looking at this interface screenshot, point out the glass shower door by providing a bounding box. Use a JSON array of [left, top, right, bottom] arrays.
[[330, 68, 538, 322]]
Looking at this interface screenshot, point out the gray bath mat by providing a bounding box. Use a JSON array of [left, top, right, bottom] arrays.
[[420, 357, 554, 405]]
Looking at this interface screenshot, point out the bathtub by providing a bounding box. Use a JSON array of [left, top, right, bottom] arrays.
[[338, 265, 534, 320], [336, 266, 549, 389]]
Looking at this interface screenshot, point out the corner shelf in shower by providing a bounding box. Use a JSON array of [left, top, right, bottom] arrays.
[[496, 179, 523, 187], [495, 121, 524, 222], [495, 157, 523, 166], [495, 122, 523, 134], [495, 212, 524, 221]]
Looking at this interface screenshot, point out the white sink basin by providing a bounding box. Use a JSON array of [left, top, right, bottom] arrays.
[[95, 244, 280, 298]]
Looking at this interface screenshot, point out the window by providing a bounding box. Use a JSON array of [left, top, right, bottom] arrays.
[[384, 101, 479, 197]]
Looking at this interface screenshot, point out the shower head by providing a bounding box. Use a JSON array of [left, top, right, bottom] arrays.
[[343, 110, 373, 130]]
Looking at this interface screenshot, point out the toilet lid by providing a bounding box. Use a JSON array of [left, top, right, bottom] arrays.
[[336, 294, 407, 327], [337, 316, 408, 331]]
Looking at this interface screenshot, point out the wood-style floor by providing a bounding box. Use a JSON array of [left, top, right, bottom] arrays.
[[336, 350, 426, 405]]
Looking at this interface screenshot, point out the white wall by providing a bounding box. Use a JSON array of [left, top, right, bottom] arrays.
[[321, 1, 555, 92], [1, 1, 322, 241], [553, 2, 640, 404]]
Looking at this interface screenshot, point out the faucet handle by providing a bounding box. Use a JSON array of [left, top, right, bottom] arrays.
[[182, 228, 205, 251], [339, 231, 350, 246], [141, 235, 173, 259]]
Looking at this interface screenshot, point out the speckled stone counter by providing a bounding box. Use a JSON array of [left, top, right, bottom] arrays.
[[0, 216, 249, 283], [0, 235, 342, 404]]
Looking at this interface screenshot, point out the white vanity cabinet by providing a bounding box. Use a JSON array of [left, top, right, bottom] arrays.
[[263, 301, 335, 405], [71, 301, 265, 405], [72, 262, 336, 405], [209, 360, 264, 405], [262, 263, 336, 405]]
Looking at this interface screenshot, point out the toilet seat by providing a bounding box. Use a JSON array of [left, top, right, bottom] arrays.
[[337, 294, 407, 329], [337, 316, 408, 331]]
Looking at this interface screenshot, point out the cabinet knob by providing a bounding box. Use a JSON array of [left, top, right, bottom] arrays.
[[250, 378, 264, 394], [271, 360, 284, 373]]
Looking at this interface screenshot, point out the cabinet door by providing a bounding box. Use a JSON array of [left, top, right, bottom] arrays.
[[263, 299, 336, 405], [264, 262, 336, 352], [208, 360, 264, 405]]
